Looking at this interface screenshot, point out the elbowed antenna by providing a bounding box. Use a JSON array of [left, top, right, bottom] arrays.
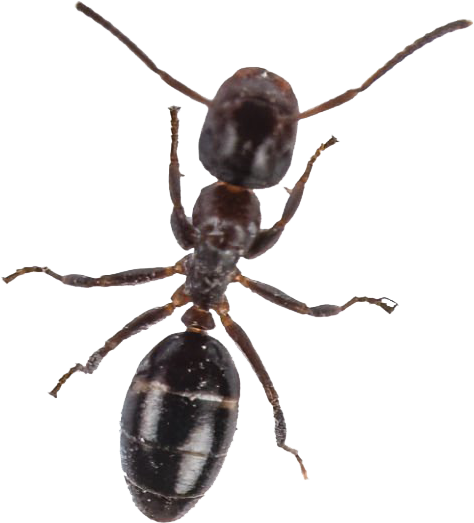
[[297, 19, 472, 120], [75, 2, 211, 107]]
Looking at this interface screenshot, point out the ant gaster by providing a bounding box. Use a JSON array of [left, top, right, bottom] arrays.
[[3, 3, 471, 522]]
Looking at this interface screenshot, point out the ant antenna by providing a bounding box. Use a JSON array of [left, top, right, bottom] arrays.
[[76, 2, 211, 107], [297, 19, 472, 120], [76, 4, 470, 122]]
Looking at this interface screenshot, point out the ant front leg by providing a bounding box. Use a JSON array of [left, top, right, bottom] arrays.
[[235, 273, 398, 316], [246, 136, 337, 259], [50, 285, 190, 397], [169, 106, 197, 250], [3, 258, 185, 287], [215, 301, 308, 480]]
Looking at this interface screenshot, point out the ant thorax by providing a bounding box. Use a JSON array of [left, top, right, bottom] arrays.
[[185, 182, 261, 309]]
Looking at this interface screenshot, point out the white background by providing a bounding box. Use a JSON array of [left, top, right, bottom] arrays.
[[0, 1, 473, 522]]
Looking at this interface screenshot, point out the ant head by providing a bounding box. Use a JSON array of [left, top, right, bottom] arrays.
[[76, 3, 473, 190], [199, 68, 299, 189]]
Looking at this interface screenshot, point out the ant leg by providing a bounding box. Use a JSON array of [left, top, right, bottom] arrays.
[[215, 302, 308, 480], [50, 304, 174, 397], [169, 106, 197, 250], [3, 258, 186, 287], [246, 136, 337, 259], [50, 285, 190, 397], [236, 273, 397, 315]]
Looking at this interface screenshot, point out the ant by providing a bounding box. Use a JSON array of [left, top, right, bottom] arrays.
[[2, 3, 471, 522]]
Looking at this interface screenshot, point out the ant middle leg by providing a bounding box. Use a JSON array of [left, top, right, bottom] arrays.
[[246, 136, 337, 259], [50, 285, 190, 397], [235, 273, 398, 316], [215, 301, 308, 480], [3, 258, 186, 287]]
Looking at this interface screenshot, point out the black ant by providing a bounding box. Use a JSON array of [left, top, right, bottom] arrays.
[[2, 3, 471, 522]]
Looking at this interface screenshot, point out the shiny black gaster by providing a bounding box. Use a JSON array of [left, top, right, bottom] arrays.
[[121, 332, 239, 522]]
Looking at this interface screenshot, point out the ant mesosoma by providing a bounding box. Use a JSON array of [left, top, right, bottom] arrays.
[[3, 3, 471, 522]]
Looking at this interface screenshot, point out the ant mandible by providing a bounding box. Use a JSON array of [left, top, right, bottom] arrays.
[[3, 3, 471, 522]]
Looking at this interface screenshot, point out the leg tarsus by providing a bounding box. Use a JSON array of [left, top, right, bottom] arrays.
[[309, 297, 397, 316], [281, 443, 307, 480], [3, 266, 61, 284], [49, 363, 86, 398], [340, 296, 398, 314]]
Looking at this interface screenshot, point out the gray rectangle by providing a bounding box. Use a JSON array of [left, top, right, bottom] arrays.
[[438, 363, 474, 510]]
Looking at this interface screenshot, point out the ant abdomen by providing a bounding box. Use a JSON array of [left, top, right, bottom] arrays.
[[120, 331, 240, 522]]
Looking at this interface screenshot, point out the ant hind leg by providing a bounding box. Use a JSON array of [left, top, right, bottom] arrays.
[[50, 303, 176, 397], [215, 302, 308, 479]]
